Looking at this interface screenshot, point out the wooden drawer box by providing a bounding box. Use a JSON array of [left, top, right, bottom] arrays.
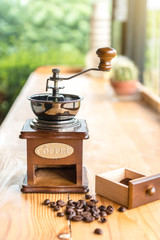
[[95, 168, 160, 209]]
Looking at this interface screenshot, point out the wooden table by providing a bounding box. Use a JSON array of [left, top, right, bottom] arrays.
[[0, 67, 160, 240]]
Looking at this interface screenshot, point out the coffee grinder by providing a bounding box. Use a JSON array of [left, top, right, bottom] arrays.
[[20, 47, 116, 193]]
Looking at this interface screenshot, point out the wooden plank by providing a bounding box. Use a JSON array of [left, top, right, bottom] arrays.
[[0, 193, 70, 240]]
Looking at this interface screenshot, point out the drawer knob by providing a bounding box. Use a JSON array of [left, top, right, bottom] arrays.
[[146, 186, 156, 196]]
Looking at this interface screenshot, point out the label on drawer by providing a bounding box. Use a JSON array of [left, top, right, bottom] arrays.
[[35, 143, 74, 159]]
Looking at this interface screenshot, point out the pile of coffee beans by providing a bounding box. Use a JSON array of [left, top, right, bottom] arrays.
[[43, 194, 126, 235]]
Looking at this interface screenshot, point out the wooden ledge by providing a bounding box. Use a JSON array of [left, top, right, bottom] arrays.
[[139, 83, 160, 113]]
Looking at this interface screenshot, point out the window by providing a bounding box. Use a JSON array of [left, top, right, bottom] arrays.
[[144, 0, 160, 96]]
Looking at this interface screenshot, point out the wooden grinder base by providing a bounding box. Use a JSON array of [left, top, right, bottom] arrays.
[[20, 119, 89, 193]]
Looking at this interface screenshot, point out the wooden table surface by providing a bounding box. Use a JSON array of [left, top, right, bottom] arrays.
[[0, 68, 160, 240]]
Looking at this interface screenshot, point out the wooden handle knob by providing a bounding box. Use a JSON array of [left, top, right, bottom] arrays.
[[96, 47, 117, 71], [146, 186, 156, 196]]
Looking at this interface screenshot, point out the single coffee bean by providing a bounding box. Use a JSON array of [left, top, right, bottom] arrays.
[[84, 205, 91, 212], [66, 205, 75, 210], [76, 208, 84, 214], [85, 194, 92, 199], [90, 199, 98, 204], [94, 228, 103, 235], [83, 215, 95, 223], [86, 201, 95, 207], [67, 211, 76, 219], [66, 206, 75, 211], [106, 209, 113, 215], [118, 206, 126, 212], [66, 209, 75, 215], [72, 215, 83, 222], [67, 199, 75, 206], [43, 199, 50, 205], [79, 200, 86, 206], [106, 205, 114, 215], [92, 207, 100, 214], [82, 211, 92, 218], [57, 212, 65, 217], [50, 201, 56, 208], [91, 208, 96, 214], [120, 178, 132, 186], [54, 205, 61, 211], [107, 205, 114, 211], [57, 200, 66, 207], [92, 213, 100, 219], [91, 209, 100, 216], [100, 217, 107, 223], [99, 205, 106, 211], [92, 205, 98, 211], [76, 202, 84, 209], [100, 211, 107, 217]]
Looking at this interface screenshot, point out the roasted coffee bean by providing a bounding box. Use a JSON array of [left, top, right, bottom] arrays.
[[54, 205, 61, 211], [57, 212, 65, 217], [79, 200, 86, 206], [120, 178, 132, 186], [91, 208, 96, 214], [43, 199, 50, 205], [91, 209, 100, 216], [99, 205, 106, 211], [57, 200, 66, 207], [66, 205, 75, 209], [76, 208, 84, 214], [118, 206, 126, 212], [100, 217, 107, 223], [86, 201, 95, 207], [106, 205, 114, 215], [90, 199, 98, 204], [76, 202, 84, 209], [72, 215, 83, 222], [50, 201, 56, 208], [92, 205, 98, 211], [100, 211, 107, 217], [66, 206, 75, 211], [107, 205, 114, 211], [82, 211, 92, 218], [92, 207, 100, 214], [67, 199, 74, 206], [66, 209, 75, 215], [94, 228, 103, 235], [67, 214, 75, 220], [83, 215, 95, 223], [106, 209, 113, 215], [84, 205, 91, 212], [92, 213, 100, 219], [85, 194, 92, 199]]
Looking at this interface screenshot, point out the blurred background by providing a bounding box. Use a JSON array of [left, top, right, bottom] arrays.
[[0, 0, 160, 123]]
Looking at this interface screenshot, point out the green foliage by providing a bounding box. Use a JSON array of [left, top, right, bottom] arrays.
[[145, 9, 160, 70], [110, 56, 139, 82], [0, 0, 92, 123]]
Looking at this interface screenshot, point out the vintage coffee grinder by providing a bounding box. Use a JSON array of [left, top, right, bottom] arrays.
[[20, 47, 116, 193]]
